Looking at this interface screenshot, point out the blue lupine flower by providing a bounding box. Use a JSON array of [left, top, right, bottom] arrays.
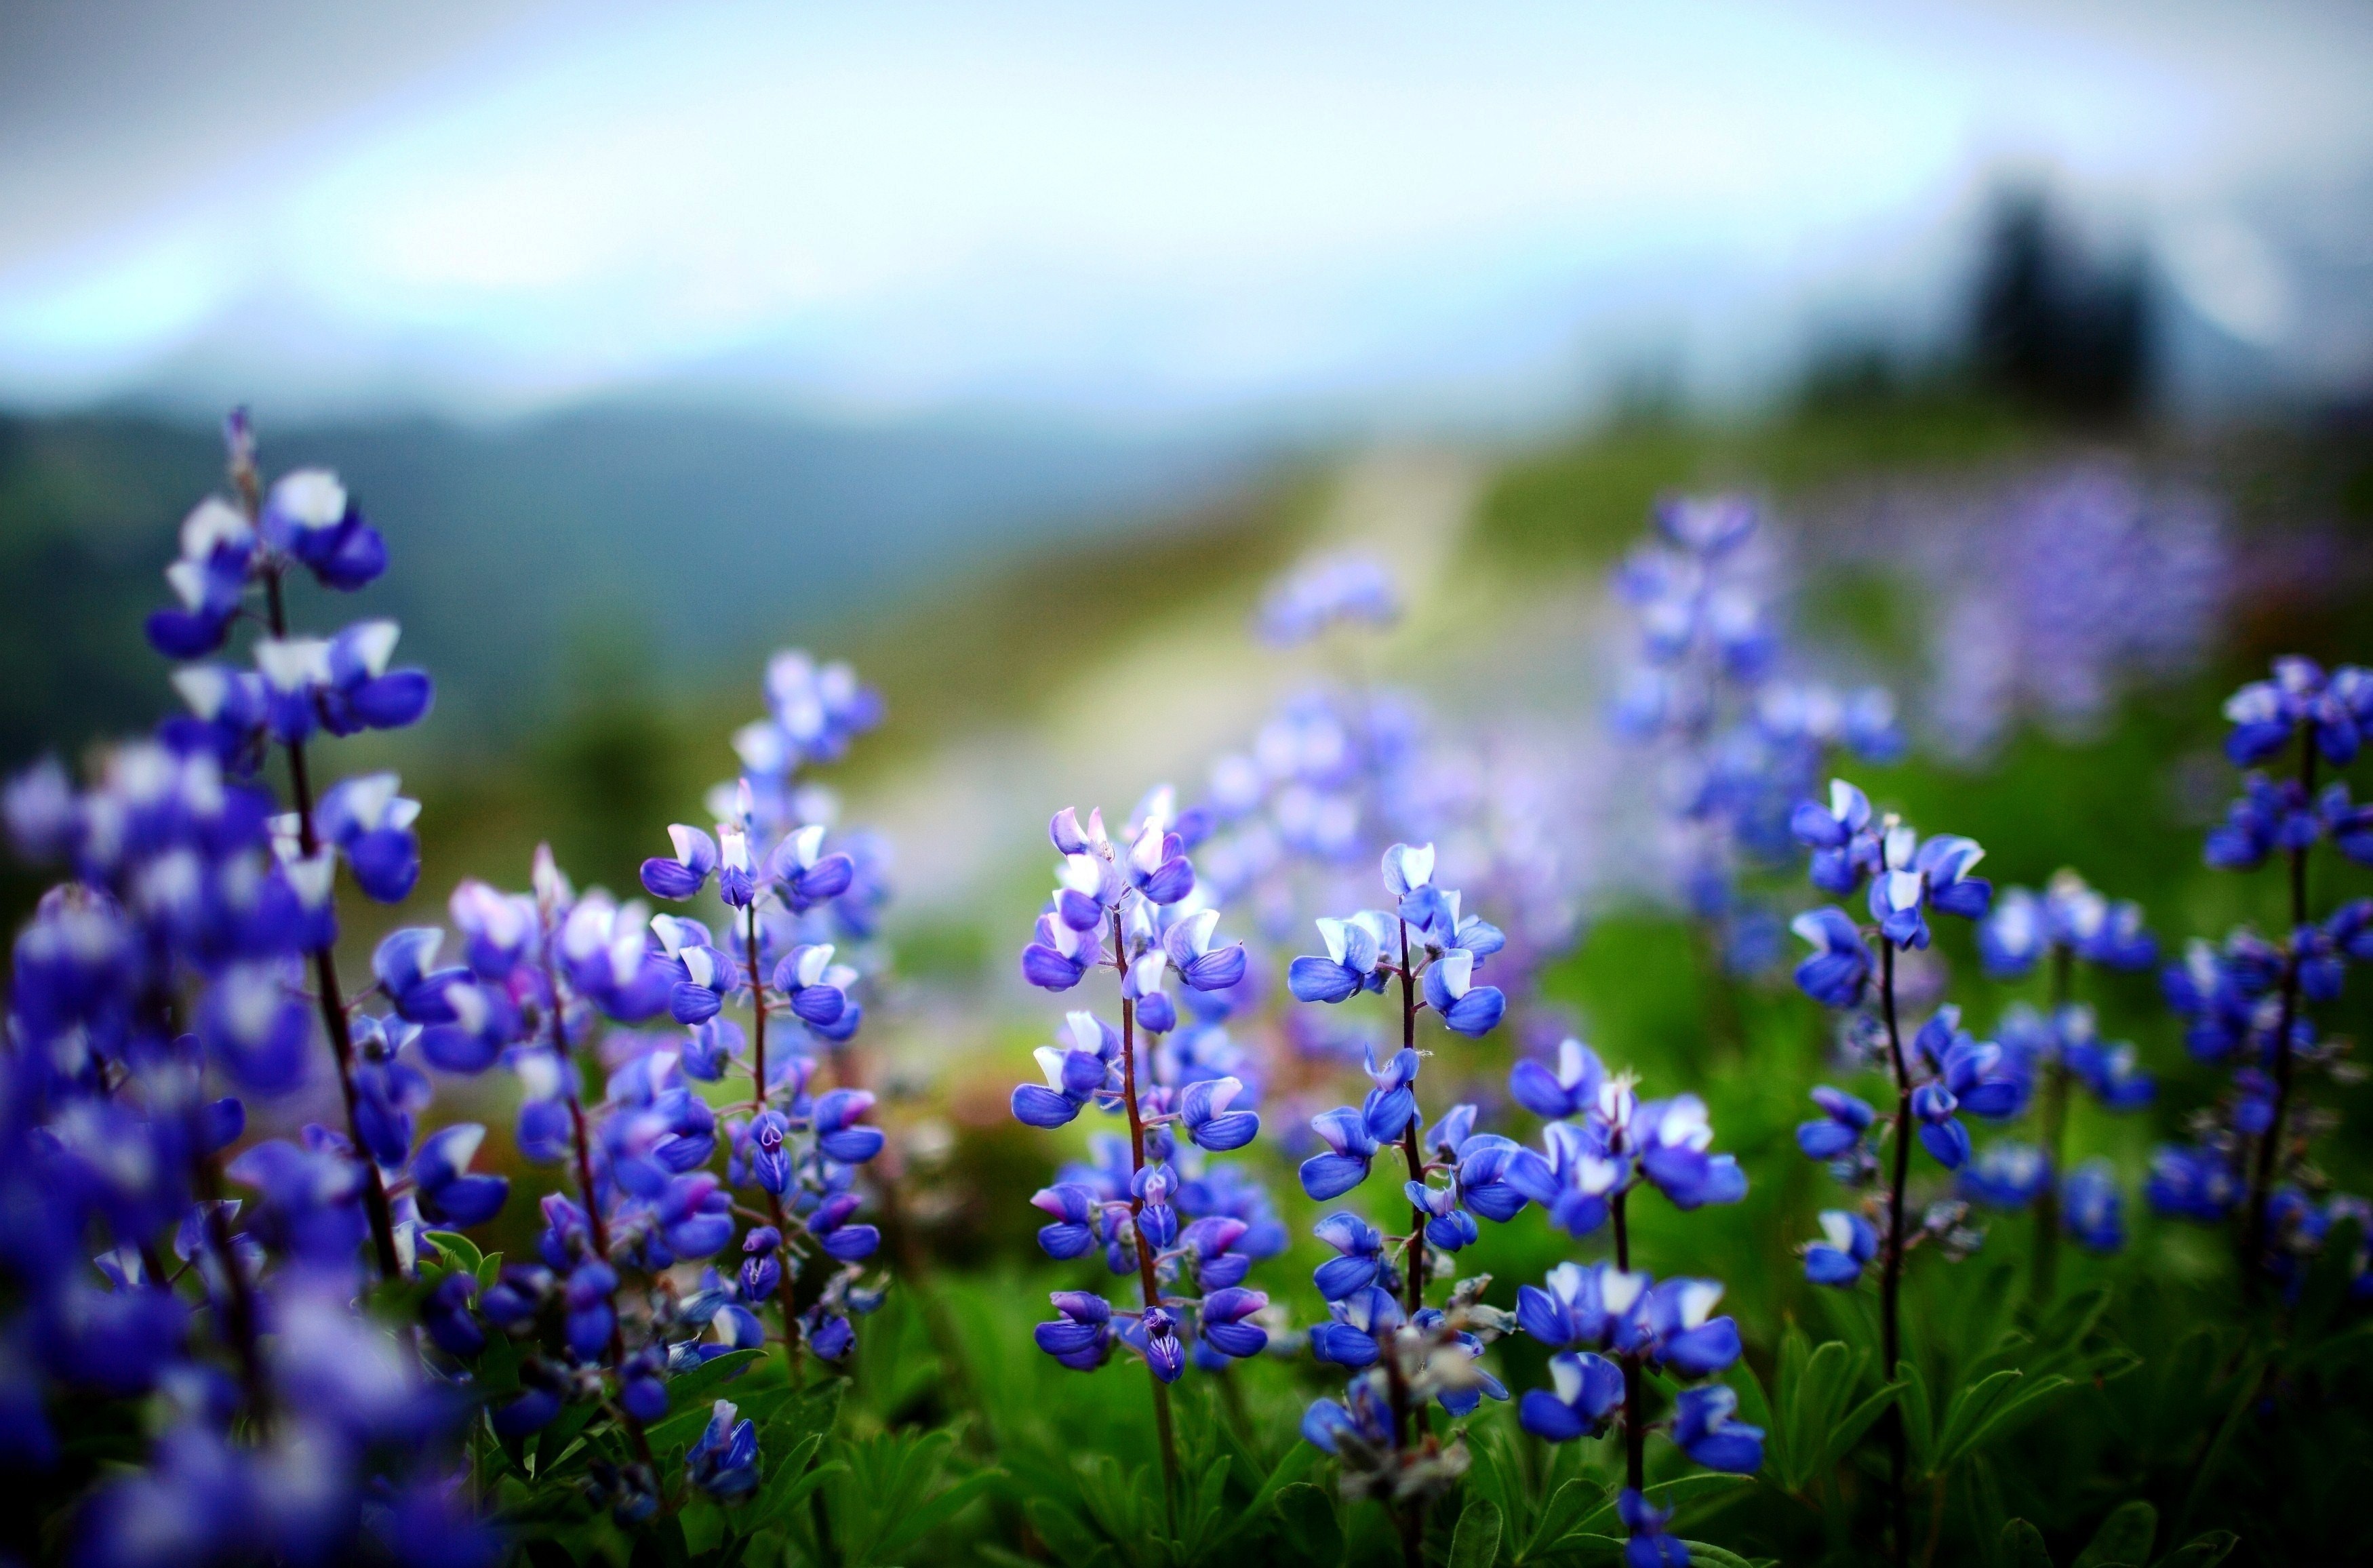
[[1803, 1209, 1880, 1286], [1673, 1384, 1764, 1474], [1638, 1278, 1742, 1377], [1791, 907, 1872, 1007], [2145, 1144, 2240, 1223], [1422, 948, 1508, 1035], [1286, 912, 1391, 1003], [1980, 870, 2158, 978], [1309, 1285, 1402, 1369], [1793, 778, 1877, 895], [1510, 1036, 1606, 1120], [1299, 1105, 1384, 1201], [1196, 1288, 1271, 1359], [1034, 1291, 1116, 1371], [686, 1400, 761, 1498], [805, 1191, 880, 1262], [1515, 1261, 1649, 1352], [1178, 1075, 1259, 1151], [1407, 1179, 1480, 1250], [2220, 656, 2373, 767], [1258, 550, 1402, 644], [1300, 1376, 1397, 1455], [639, 824, 718, 899], [1911, 1083, 1970, 1168], [1518, 1350, 1627, 1441], [1618, 1487, 1689, 1568], [2062, 1160, 2126, 1252], [1633, 1096, 1749, 1209], [1012, 1011, 1119, 1129], [1913, 1008, 2027, 1120], [1959, 1142, 2050, 1211], [1313, 1212, 1391, 1300], [1797, 1086, 1875, 1159], [410, 1123, 510, 1229]]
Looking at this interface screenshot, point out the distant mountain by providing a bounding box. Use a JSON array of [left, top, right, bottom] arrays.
[[0, 403, 1257, 763]]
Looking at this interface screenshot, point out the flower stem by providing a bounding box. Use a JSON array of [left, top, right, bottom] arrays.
[[2241, 738, 2318, 1289], [746, 908, 809, 1380], [262, 567, 400, 1282], [1612, 1184, 1645, 1494], [1397, 919, 1427, 1316], [1112, 911, 1179, 1523], [1878, 940, 1911, 1568], [2031, 943, 2075, 1304]]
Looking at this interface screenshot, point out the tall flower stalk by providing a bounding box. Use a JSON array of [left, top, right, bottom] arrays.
[[1974, 870, 2158, 1297], [1789, 778, 1997, 1565], [1288, 842, 1519, 1568], [2153, 658, 2373, 1294], [141, 412, 437, 1278], [1503, 1035, 1759, 1567], [1014, 792, 1260, 1510]]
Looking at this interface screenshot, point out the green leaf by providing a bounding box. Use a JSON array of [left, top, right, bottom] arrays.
[[422, 1230, 483, 1278], [1677, 1544, 1757, 1568], [2149, 1531, 2237, 1568], [873, 1468, 1002, 1559], [1569, 1474, 1750, 1540], [679, 1497, 725, 1557], [1452, 1499, 1504, 1568], [1274, 1483, 1344, 1568], [1934, 1369, 2023, 1470], [1818, 1380, 1902, 1476], [665, 1350, 767, 1413], [1025, 1496, 1114, 1568], [1947, 1374, 2073, 1470], [1212, 1441, 1319, 1549], [2071, 1500, 2157, 1568], [1896, 1361, 1936, 1479], [1520, 1480, 1606, 1564], [2002, 1519, 2056, 1568]]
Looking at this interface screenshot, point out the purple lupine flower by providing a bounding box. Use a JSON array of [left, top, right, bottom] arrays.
[[1959, 1142, 2050, 1211], [2062, 1160, 2126, 1252], [1791, 907, 1873, 1008], [1803, 1209, 1880, 1285], [1672, 1384, 1765, 1474], [1518, 1350, 1627, 1441], [1511, 1037, 1606, 1120], [686, 1400, 761, 1498]]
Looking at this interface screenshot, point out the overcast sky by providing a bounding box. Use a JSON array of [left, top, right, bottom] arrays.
[[3, 0, 2370, 425]]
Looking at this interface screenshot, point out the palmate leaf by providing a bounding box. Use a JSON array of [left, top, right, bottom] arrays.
[[2149, 1530, 2237, 1568], [1895, 1361, 1936, 1480], [1519, 1479, 1605, 1564], [1677, 1542, 1759, 1568], [1208, 1441, 1319, 1552], [2069, 1500, 2157, 1568], [2003, 1519, 2056, 1568], [1027, 1495, 1118, 1568], [1273, 1483, 1345, 1568], [1817, 1378, 1902, 1478], [1932, 1369, 2025, 1472], [1450, 1499, 1504, 1568], [420, 1230, 483, 1278]]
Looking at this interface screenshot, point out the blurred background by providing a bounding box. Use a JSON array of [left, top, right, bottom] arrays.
[[5, 1, 2373, 1273]]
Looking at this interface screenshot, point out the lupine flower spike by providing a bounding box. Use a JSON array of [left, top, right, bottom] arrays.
[[1010, 789, 1269, 1510], [1789, 777, 1993, 1564], [1507, 1038, 1756, 1560], [2151, 658, 2373, 1297], [1285, 843, 1523, 1555]]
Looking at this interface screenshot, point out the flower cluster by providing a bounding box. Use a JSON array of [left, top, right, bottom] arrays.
[[1827, 462, 2226, 761], [2147, 660, 2372, 1293], [1256, 549, 1402, 646], [1503, 1041, 1757, 1564], [1608, 494, 1901, 974], [1013, 791, 1277, 1405], [1, 411, 494, 1566], [1787, 782, 1995, 1285]]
